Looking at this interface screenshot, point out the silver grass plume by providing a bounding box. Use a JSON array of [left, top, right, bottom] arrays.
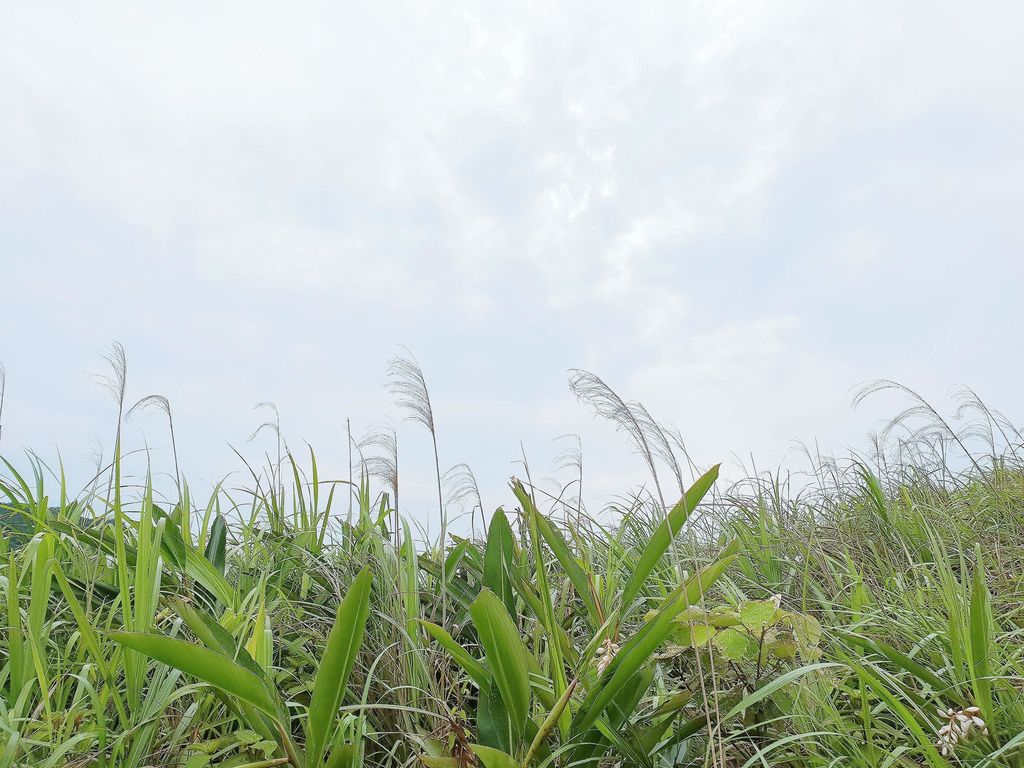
[[567, 369, 669, 511], [250, 402, 285, 497], [443, 462, 484, 537], [127, 394, 181, 498], [386, 350, 448, 625], [631, 400, 685, 495], [386, 351, 435, 434], [952, 384, 1023, 463], [358, 421, 399, 507], [95, 342, 128, 506], [852, 379, 986, 479], [553, 433, 587, 527]]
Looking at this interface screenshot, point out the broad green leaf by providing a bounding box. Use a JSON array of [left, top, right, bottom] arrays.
[[574, 549, 736, 735], [621, 464, 720, 610], [714, 627, 758, 661], [204, 513, 227, 573], [478, 681, 513, 754], [470, 589, 531, 738], [419, 619, 490, 689], [109, 631, 279, 717], [515, 480, 602, 627], [306, 566, 374, 766], [469, 744, 519, 768], [686, 623, 715, 648], [483, 509, 517, 617], [739, 599, 779, 631]]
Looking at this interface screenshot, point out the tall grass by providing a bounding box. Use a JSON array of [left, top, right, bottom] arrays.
[[1, 347, 1023, 767]]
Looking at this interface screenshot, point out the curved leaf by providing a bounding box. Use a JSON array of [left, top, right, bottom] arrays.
[[621, 464, 720, 610], [470, 589, 531, 738], [484, 509, 517, 617], [306, 566, 374, 766], [109, 631, 279, 717], [419, 619, 490, 689]]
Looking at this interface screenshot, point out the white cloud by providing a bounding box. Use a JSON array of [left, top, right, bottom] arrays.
[[2, 0, 1023, 528]]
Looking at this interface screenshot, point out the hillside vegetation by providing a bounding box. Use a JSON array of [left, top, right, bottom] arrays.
[[1, 349, 1022, 767]]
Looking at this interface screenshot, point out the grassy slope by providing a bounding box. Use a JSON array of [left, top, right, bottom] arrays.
[[1, 379, 1022, 766]]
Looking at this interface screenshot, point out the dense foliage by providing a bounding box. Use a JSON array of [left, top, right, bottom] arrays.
[[1, 351, 1022, 767]]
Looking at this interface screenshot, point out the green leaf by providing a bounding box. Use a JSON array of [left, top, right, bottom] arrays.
[[443, 539, 472, 582], [838, 631, 958, 703], [621, 464, 720, 610], [522, 501, 569, 736], [469, 745, 519, 768], [478, 682, 513, 754], [183, 546, 237, 609], [173, 599, 265, 677], [470, 589, 531, 738], [515, 480, 602, 628], [204, 513, 227, 573], [483, 509, 517, 618], [765, 632, 798, 660], [306, 566, 374, 766], [715, 627, 758, 661], [852, 662, 947, 768], [574, 549, 736, 735], [739, 599, 779, 632], [325, 743, 359, 768], [109, 631, 279, 718], [724, 662, 837, 721], [419, 620, 490, 689], [969, 544, 995, 732]]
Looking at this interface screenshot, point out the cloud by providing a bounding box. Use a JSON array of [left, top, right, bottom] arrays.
[[1, 1, 1023, 528]]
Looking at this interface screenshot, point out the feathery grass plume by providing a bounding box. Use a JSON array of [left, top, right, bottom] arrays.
[[952, 385, 1024, 464], [665, 422, 702, 483], [569, 368, 727, 764], [94, 341, 128, 506], [631, 400, 686, 496], [127, 394, 182, 498], [852, 379, 986, 480], [250, 401, 286, 519], [357, 421, 400, 542], [357, 422, 399, 507], [555, 432, 585, 525], [386, 349, 447, 623], [443, 461, 483, 537], [568, 368, 670, 511]]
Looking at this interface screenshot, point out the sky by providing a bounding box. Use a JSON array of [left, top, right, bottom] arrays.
[[2, 1, 1023, 533]]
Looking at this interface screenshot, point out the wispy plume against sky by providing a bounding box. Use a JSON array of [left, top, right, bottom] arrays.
[[2, 2, 1023, 529]]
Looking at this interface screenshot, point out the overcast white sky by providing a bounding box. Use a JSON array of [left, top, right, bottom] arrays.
[[2, 2, 1022, 531]]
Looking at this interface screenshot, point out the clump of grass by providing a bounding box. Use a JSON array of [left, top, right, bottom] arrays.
[[1, 348, 1023, 768]]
